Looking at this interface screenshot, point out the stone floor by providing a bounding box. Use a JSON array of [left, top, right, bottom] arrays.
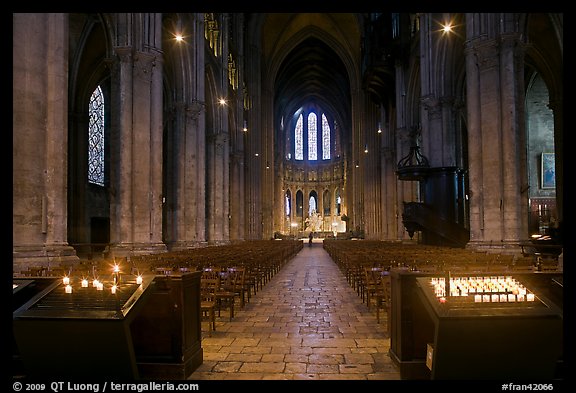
[[188, 241, 401, 381]]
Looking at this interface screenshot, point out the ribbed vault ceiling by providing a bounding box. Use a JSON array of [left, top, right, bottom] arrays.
[[274, 37, 351, 128]]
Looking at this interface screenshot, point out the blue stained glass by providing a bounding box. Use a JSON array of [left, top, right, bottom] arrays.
[[308, 113, 317, 160], [88, 86, 105, 186], [322, 114, 330, 160], [295, 114, 303, 160]]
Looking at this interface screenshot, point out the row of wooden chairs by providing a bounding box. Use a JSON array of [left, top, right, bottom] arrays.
[[129, 240, 303, 333], [323, 240, 560, 323], [14, 240, 304, 335], [199, 266, 246, 332]]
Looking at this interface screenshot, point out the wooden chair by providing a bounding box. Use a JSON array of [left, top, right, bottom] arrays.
[[200, 273, 219, 333], [364, 266, 385, 310], [214, 269, 236, 321], [227, 267, 246, 309], [374, 271, 392, 324]]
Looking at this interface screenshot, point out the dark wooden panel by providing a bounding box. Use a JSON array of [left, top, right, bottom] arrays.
[[13, 276, 154, 379], [131, 271, 203, 380], [389, 270, 563, 380]]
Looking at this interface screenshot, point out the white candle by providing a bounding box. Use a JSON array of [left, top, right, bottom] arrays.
[[508, 294, 516, 302], [499, 294, 508, 302], [517, 294, 525, 302], [63, 276, 70, 285], [65, 284, 72, 293], [519, 287, 527, 295], [136, 275, 143, 285], [491, 294, 499, 302], [527, 293, 535, 302], [111, 285, 117, 294], [97, 283, 104, 291], [93, 279, 100, 288], [474, 294, 482, 303], [81, 279, 88, 288], [483, 294, 491, 302]]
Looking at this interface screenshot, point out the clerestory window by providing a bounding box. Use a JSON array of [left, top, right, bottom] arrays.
[[294, 108, 331, 161]]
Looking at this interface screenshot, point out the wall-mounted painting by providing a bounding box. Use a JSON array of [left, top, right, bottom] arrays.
[[541, 152, 555, 189]]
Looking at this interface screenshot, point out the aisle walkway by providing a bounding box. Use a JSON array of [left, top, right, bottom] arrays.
[[188, 241, 401, 380]]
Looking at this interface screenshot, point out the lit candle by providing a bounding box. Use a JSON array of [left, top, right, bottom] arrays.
[[113, 264, 121, 284], [111, 285, 117, 294], [519, 287, 527, 295], [499, 294, 508, 302], [527, 293, 535, 302], [136, 275, 143, 285], [65, 284, 72, 293], [483, 294, 491, 302], [93, 279, 100, 288], [63, 276, 70, 285], [81, 279, 88, 288], [517, 294, 525, 302], [508, 294, 516, 302], [97, 282, 104, 291], [474, 294, 482, 303], [438, 297, 446, 304], [491, 294, 499, 302]]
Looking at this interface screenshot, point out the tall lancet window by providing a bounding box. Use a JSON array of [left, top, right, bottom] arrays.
[[309, 195, 317, 216], [295, 114, 304, 160], [322, 113, 331, 160], [88, 85, 105, 186], [308, 113, 317, 160]]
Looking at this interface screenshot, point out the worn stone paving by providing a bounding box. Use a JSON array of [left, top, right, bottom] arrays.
[[188, 242, 401, 381]]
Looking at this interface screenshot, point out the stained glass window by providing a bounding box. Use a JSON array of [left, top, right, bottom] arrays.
[[293, 108, 332, 162], [322, 114, 330, 160], [285, 191, 291, 216], [295, 114, 303, 160], [308, 113, 317, 160], [309, 195, 317, 216], [88, 85, 105, 186]]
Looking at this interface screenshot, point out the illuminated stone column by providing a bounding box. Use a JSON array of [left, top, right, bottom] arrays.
[[13, 13, 78, 270]]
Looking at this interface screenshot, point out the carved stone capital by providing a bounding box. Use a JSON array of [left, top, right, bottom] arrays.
[[114, 47, 133, 63], [187, 100, 206, 120], [133, 52, 156, 82], [421, 95, 440, 113], [473, 40, 500, 70]]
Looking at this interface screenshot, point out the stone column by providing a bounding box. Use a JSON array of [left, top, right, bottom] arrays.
[[214, 132, 231, 244], [499, 33, 528, 244], [13, 13, 78, 271], [149, 41, 164, 250], [109, 47, 134, 250], [230, 151, 245, 241], [109, 14, 166, 256], [188, 14, 208, 246], [166, 99, 206, 251], [261, 88, 274, 239], [465, 14, 528, 251], [187, 101, 207, 245]]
